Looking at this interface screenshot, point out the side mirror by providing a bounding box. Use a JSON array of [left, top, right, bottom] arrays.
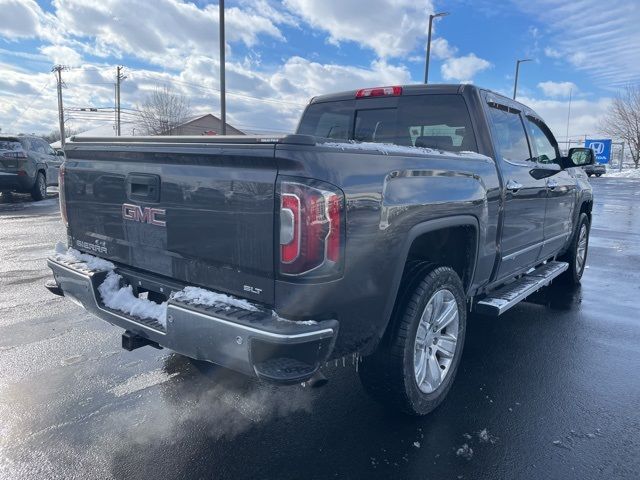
[[567, 147, 595, 167], [56, 150, 65, 157]]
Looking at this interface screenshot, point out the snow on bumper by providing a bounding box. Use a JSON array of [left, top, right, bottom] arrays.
[[46, 248, 338, 383]]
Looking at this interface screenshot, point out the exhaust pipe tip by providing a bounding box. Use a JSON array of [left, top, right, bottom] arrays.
[[303, 370, 328, 388]]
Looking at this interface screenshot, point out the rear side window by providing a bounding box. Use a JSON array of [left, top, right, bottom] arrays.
[[297, 94, 478, 153], [297, 102, 354, 140], [487, 107, 531, 163]]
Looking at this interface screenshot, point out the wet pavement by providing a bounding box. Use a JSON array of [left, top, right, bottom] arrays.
[[0, 178, 639, 480]]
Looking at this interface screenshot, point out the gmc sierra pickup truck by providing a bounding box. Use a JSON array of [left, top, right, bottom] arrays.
[[46, 84, 594, 415]]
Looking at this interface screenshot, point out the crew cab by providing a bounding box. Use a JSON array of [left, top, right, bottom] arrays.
[[46, 84, 594, 415]]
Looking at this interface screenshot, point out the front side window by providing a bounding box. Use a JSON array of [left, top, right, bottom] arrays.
[[487, 107, 531, 163], [526, 118, 559, 164]]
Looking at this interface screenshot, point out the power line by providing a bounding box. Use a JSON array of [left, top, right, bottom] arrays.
[[6, 78, 52, 131]]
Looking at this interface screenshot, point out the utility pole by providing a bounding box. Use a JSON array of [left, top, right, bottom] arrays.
[[52, 65, 67, 147], [116, 66, 126, 136], [513, 59, 532, 100], [424, 11, 449, 84], [219, 0, 226, 135]]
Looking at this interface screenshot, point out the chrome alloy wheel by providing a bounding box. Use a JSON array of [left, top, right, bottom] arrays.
[[576, 224, 588, 274], [413, 289, 459, 394]]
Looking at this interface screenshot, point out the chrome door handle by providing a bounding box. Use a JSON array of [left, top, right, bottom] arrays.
[[547, 179, 559, 189], [506, 179, 523, 192]]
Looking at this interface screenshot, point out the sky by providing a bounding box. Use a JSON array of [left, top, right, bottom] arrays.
[[0, 0, 639, 142]]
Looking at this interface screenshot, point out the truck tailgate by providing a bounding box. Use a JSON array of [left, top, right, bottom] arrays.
[[63, 139, 278, 305]]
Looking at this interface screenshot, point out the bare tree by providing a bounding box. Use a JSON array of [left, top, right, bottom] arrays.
[[136, 86, 192, 136], [601, 84, 640, 168], [40, 128, 79, 144]]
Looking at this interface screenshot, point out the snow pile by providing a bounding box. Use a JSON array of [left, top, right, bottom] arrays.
[[322, 140, 490, 160], [604, 168, 640, 179], [172, 286, 258, 312], [54, 242, 114, 271], [478, 428, 497, 444], [98, 271, 169, 326], [456, 443, 474, 460]]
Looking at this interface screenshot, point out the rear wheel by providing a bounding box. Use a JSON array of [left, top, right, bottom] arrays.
[[596, 173, 602, 177], [31, 172, 46, 201], [359, 265, 466, 416], [558, 213, 590, 285]]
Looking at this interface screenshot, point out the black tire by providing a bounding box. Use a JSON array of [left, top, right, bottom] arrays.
[[30, 172, 46, 201], [586, 173, 592, 177], [596, 173, 602, 177], [358, 265, 467, 416], [558, 212, 590, 285]]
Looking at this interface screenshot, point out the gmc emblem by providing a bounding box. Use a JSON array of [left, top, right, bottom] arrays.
[[122, 203, 166, 227]]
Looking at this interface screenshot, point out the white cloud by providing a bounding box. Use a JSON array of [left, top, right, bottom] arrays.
[[282, 0, 435, 58], [544, 47, 562, 59], [538, 81, 577, 98], [520, 95, 612, 141], [40, 45, 83, 67], [50, 0, 285, 66], [517, 0, 640, 88], [441, 54, 492, 83], [0, 0, 42, 38], [430, 38, 457, 60]]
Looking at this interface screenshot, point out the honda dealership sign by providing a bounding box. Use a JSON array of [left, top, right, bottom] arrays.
[[584, 139, 612, 164]]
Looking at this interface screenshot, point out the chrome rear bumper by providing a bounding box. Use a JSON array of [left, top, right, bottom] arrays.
[[47, 257, 338, 384]]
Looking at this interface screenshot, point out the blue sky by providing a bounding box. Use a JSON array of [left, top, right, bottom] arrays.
[[0, 0, 638, 139]]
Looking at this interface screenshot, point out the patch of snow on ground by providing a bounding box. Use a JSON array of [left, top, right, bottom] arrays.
[[98, 271, 168, 327], [53, 243, 114, 271], [603, 168, 640, 179], [456, 443, 473, 460], [322, 140, 490, 160], [110, 369, 179, 397], [172, 286, 258, 312], [478, 428, 497, 444]]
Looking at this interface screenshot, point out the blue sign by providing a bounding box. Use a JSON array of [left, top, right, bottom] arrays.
[[584, 139, 612, 164]]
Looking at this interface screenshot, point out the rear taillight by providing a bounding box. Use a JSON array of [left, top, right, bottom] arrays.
[[59, 163, 68, 227], [356, 86, 402, 98], [278, 178, 345, 278]]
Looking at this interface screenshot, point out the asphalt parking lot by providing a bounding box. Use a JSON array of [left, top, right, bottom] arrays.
[[1, 178, 639, 480]]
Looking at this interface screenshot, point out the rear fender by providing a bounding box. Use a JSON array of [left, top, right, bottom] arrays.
[[378, 215, 479, 343]]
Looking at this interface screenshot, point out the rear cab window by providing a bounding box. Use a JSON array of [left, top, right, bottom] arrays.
[[297, 94, 478, 153]]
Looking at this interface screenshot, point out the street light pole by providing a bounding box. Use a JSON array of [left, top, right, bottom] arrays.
[[513, 59, 532, 100], [219, 0, 226, 135], [424, 12, 449, 84]]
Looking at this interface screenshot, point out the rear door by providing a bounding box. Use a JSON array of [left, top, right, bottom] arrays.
[[44, 142, 62, 185], [64, 141, 279, 304], [525, 117, 576, 258], [486, 102, 548, 280]]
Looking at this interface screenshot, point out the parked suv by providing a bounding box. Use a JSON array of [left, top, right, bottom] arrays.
[[0, 134, 63, 200], [584, 162, 606, 177]]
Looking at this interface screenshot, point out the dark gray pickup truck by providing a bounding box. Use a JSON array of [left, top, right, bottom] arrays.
[[47, 84, 594, 415]]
